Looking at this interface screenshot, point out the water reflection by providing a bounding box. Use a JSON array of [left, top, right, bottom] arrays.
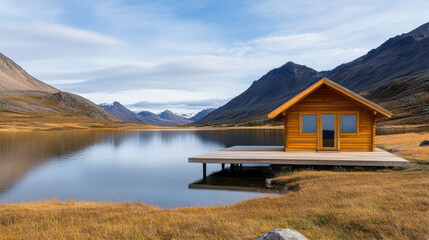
[[0, 131, 119, 195], [1, 127, 419, 207], [0, 129, 283, 207], [189, 167, 285, 193]]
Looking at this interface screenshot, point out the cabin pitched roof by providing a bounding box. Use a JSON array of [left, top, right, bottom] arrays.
[[267, 78, 392, 121]]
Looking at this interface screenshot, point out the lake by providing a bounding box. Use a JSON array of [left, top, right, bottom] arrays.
[[1, 127, 424, 208], [0, 129, 284, 208]]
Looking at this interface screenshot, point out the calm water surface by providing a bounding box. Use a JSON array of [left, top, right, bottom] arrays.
[[0, 129, 283, 207], [1, 128, 423, 207]]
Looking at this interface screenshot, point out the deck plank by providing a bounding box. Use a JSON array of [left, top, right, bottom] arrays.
[[188, 146, 410, 167]]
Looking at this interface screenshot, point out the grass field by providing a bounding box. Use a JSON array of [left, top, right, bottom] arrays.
[[0, 132, 428, 239], [376, 132, 429, 164]]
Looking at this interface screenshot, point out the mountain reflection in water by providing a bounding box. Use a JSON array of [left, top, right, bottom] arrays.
[[0, 129, 282, 207], [0, 128, 418, 207]]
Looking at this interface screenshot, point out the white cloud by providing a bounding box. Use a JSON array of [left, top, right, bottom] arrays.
[[0, 21, 125, 61], [248, 33, 324, 52], [125, 98, 229, 114], [32, 22, 124, 46], [80, 88, 233, 114], [1, 0, 429, 114]]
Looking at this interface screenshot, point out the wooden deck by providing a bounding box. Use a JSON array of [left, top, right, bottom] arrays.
[[189, 146, 410, 167]]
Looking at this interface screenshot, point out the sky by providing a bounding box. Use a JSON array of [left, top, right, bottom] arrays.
[[1, 0, 428, 115]]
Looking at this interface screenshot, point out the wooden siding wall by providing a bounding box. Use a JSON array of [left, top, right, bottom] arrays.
[[284, 86, 374, 151]]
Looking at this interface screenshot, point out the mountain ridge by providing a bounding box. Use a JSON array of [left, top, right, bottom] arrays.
[[0, 53, 58, 93], [100, 102, 214, 126], [195, 22, 429, 125], [0, 53, 119, 125]]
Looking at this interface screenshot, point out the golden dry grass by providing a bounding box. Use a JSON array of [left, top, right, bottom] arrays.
[[0, 111, 158, 131], [0, 170, 427, 239], [0, 112, 283, 131], [376, 132, 429, 164], [0, 133, 428, 239], [0, 115, 283, 132]]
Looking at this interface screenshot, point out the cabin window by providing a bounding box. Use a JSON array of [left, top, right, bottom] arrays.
[[302, 115, 316, 133], [341, 115, 357, 133]]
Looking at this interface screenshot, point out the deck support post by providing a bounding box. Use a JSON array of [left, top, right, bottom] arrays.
[[203, 163, 207, 182], [221, 163, 225, 171]]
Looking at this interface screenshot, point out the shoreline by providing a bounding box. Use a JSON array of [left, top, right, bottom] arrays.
[[0, 132, 428, 239], [1, 170, 427, 239], [1, 122, 428, 132]]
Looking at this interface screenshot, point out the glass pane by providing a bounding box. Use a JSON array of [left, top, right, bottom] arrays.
[[322, 114, 335, 148], [341, 115, 357, 133], [302, 115, 316, 133]]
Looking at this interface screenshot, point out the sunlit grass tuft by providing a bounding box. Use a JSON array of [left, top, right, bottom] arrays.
[[376, 132, 429, 164]]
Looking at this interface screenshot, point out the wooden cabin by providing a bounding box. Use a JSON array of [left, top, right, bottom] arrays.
[[268, 78, 392, 152]]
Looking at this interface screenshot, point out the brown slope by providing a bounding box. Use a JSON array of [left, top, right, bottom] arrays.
[[0, 53, 58, 93], [0, 91, 118, 122], [0, 53, 120, 128], [363, 75, 429, 125]]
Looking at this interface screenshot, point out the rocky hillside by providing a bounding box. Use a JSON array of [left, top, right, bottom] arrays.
[[364, 75, 429, 125], [0, 91, 117, 122], [0, 53, 58, 93], [0, 53, 117, 123], [195, 22, 429, 125], [43, 92, 116, 121]]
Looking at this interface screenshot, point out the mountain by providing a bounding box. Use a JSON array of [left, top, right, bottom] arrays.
[[136, 110, 192, 126], [195, 62, 318, 124], [189, 108, 215, 121], [0, 53, 58, 93], [42, 92, 116, 121], [0, 53, 118, 126], [100, 102, 215, 126], [159, 110, 192, 124], [100, 101, 191, 126], [100, 101, 145, 123], [195, 22, 429, 125]]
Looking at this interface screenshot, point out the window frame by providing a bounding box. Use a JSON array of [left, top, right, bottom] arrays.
[[339, 111, 359, 135], [299, 113, 317, 135]]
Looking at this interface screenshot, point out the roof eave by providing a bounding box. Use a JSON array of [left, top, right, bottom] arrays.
[[267, 78, 393, 121]]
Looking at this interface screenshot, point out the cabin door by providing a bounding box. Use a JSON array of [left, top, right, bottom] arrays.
[[320, 114, 337, 150]]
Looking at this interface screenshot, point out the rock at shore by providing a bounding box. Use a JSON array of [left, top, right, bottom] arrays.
[[388, 148, 404, 152], [257, 229, 307, 240], [419, 140, 429, 147]]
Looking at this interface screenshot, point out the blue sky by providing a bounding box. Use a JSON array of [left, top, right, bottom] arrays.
[[1, 0, 429, 114]]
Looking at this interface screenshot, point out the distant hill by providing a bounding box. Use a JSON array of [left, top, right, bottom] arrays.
[[136, 110, 190, 126], [158, 110, 192, 125], [189, 108, 215, 121], [0, 53, 117, 123], [136, 111, 170, 125], [100, 102, 145, 123], [195, 22, 429, 125], [100, 102, 214, 126]]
